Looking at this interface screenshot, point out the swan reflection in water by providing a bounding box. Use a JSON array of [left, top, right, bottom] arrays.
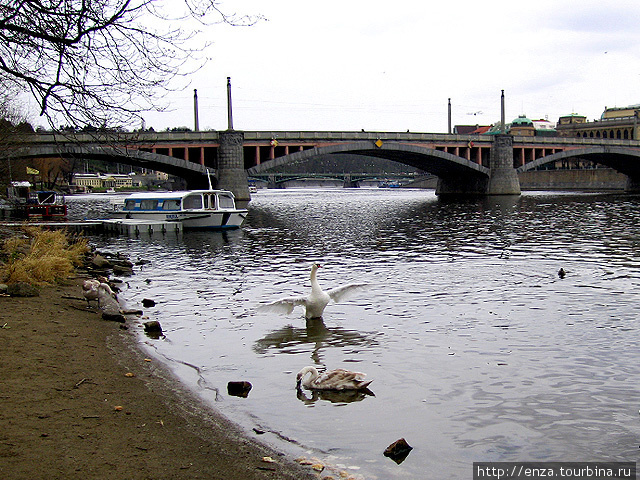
[[296, 385, 375, 405], [252, 317, 379, 363]]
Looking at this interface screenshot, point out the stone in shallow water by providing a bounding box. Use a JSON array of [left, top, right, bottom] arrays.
[[384, 437, 413, 464], [143, 320, 163, 338], [142, 298, 156, 308], [227, 381, 252, 398]]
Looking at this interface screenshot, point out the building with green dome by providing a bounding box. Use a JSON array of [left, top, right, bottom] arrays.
[[509, 115, 535, 136]]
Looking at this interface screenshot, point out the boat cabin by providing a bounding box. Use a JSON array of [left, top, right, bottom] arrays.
[[122, 190, 238, 212]]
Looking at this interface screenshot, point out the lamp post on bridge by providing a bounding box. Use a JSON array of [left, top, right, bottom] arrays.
[[193, 89, 200, 132], [501, 89, 505, 133], [227, 76, 234, 131], [488, 90, 520, 194], [216, 76, 250, 202]]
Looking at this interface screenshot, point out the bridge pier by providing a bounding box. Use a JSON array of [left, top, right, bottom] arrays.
[[267, 174, 282, 189], [216, 130, 250, 202], [487, 135, 521, 195], [343, 174, 358, 188], [435, 134, 520, 196]]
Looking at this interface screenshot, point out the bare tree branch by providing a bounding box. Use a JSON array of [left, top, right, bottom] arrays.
[[0, 0, 264, 129]]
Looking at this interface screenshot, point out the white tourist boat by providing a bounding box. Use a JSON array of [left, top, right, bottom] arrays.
[[110, 188, 248, 230]]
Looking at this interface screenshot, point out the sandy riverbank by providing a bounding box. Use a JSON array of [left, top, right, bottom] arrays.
[[0, 277, 317, 480]]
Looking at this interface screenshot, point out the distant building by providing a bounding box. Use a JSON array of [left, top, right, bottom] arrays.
[[73, 173, 139, 191], [73, 173, 103, 189], [556, 105, 638, 139], [478, 116, 556, 137], [532, 118, 557, 137], [601, 104, 640, 120], [453, 125, 490, 135], [509, 115, 535, 136], [557, 113, 587, 126]]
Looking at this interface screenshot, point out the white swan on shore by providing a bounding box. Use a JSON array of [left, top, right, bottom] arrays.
[[83, 278, 117, 308], [82, 279, 101, 307], [260, 263, 367, 319], [296, 366, 372, 391]]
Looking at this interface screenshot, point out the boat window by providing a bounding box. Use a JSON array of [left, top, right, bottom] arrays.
[[218, 194, 235, 209], [140, 199, 158, 210], [37, 192, 56, 204], [203, 194, 210, 209], [162, 199, 181, 211], [183, 194, 202, 210], [124, 199, 137, 211]]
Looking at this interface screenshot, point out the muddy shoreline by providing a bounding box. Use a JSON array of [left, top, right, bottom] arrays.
[[0, 277, 316, 480]]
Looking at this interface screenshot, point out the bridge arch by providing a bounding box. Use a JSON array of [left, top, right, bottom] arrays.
[[19, 144, 212, 188], [247, 140, 490, 181], [516, 146, 640, 179]]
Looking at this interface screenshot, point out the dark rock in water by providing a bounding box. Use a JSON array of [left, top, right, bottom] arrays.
[[112, 258, 134, 268], [92, 255, 112, 269], [142, 320, 162, 333], [384, 438, 413, 464], [143, 320, 162, 332], [143, 320, 163, 339], [7, 282, 40, 297], [142, 298, 156, 308], [558, 268, 566, 279], [112, 265, 134, 276], [227, 381, 252, 398]]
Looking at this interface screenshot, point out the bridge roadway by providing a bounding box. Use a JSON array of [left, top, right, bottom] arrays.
[[15, 130, 640, 199]]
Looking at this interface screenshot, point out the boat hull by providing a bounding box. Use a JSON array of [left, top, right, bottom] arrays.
[[0, 204, 68, 220], [110, 210, 247, 229]]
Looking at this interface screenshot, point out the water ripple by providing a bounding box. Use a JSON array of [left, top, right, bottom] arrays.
[[70, 190, 640, 479]]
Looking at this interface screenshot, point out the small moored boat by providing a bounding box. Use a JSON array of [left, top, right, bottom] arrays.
[[110, 189, 248, 230], [0, 181, 67, 219]]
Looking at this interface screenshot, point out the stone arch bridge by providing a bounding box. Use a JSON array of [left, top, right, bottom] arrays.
[[13, 130, 640, 200]]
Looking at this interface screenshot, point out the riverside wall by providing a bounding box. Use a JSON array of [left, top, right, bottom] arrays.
[[518, 168, 628, 191]]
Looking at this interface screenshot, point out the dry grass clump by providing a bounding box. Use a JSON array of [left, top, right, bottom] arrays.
[[0, 226, 89, 285]]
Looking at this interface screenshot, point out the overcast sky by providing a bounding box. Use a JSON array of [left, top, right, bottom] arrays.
[[141, 0, 640, 133]]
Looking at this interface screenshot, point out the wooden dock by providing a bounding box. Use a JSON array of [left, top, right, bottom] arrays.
[[99, 219, 183, 235], [1, 219, 183, 236]]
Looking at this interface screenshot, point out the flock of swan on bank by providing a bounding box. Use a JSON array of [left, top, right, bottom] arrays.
[[259, 262, 373, 392]]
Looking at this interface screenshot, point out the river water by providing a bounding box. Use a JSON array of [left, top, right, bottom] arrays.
[[68, 188, 640, 479]]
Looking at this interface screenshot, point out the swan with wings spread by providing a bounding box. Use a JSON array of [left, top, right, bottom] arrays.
[[260, 263, 367, 319]]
